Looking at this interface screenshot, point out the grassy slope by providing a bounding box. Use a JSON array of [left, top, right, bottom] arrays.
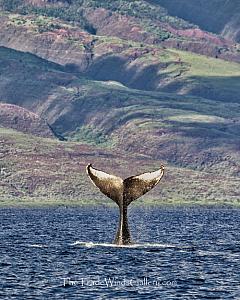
[[1, 1, 239, 63], [162, 49, 240, 102], [0, 46, 239, 173], [1, 16, 239, 99], [0, 47, 239, 206], [0, 0, 195, 30], [0, 127, 239, 207]]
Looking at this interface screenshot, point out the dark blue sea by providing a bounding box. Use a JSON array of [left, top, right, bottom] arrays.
[[1, 206, 240, 299]]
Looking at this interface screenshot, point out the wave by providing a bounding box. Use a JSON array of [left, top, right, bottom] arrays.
[[28, 244, 47, 248], [70, 241, 177, 248]]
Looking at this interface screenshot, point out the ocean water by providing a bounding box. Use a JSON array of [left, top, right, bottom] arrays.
[[0, 206, 240, 299]]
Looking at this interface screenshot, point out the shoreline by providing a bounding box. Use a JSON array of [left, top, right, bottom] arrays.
[[0, 199, 239, 209]]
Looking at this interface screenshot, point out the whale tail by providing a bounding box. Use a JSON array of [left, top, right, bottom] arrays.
[[86, 164, 164, 206], [86, 164, 164, 244]]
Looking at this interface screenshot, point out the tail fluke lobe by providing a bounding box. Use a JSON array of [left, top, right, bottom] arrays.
[[123, 166, 164, 205], [86, 164, 123, 206]]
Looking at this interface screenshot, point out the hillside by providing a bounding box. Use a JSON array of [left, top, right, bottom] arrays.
[[0, 103, 56, 138], [0, 1, 239, 205], [0, 1, 240, 63], [151, 0, 240, 42], [0, 46, 239, 205], [0, 127, 239, 206]]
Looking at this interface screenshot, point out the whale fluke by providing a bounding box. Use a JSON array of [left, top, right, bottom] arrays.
[[86, 164, 164, 245], [123, 168, 165, 206], [86, 164, 123, 206]]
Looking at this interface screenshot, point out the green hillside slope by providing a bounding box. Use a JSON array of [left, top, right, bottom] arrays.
[[0, 46, 239, 184], [0, 127, 239, 206]]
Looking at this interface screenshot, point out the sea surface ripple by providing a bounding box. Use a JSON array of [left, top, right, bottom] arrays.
[[1, 206, 240, 299]]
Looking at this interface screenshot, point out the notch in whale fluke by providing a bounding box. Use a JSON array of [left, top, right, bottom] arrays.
[[86, 164, 164, 245]]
